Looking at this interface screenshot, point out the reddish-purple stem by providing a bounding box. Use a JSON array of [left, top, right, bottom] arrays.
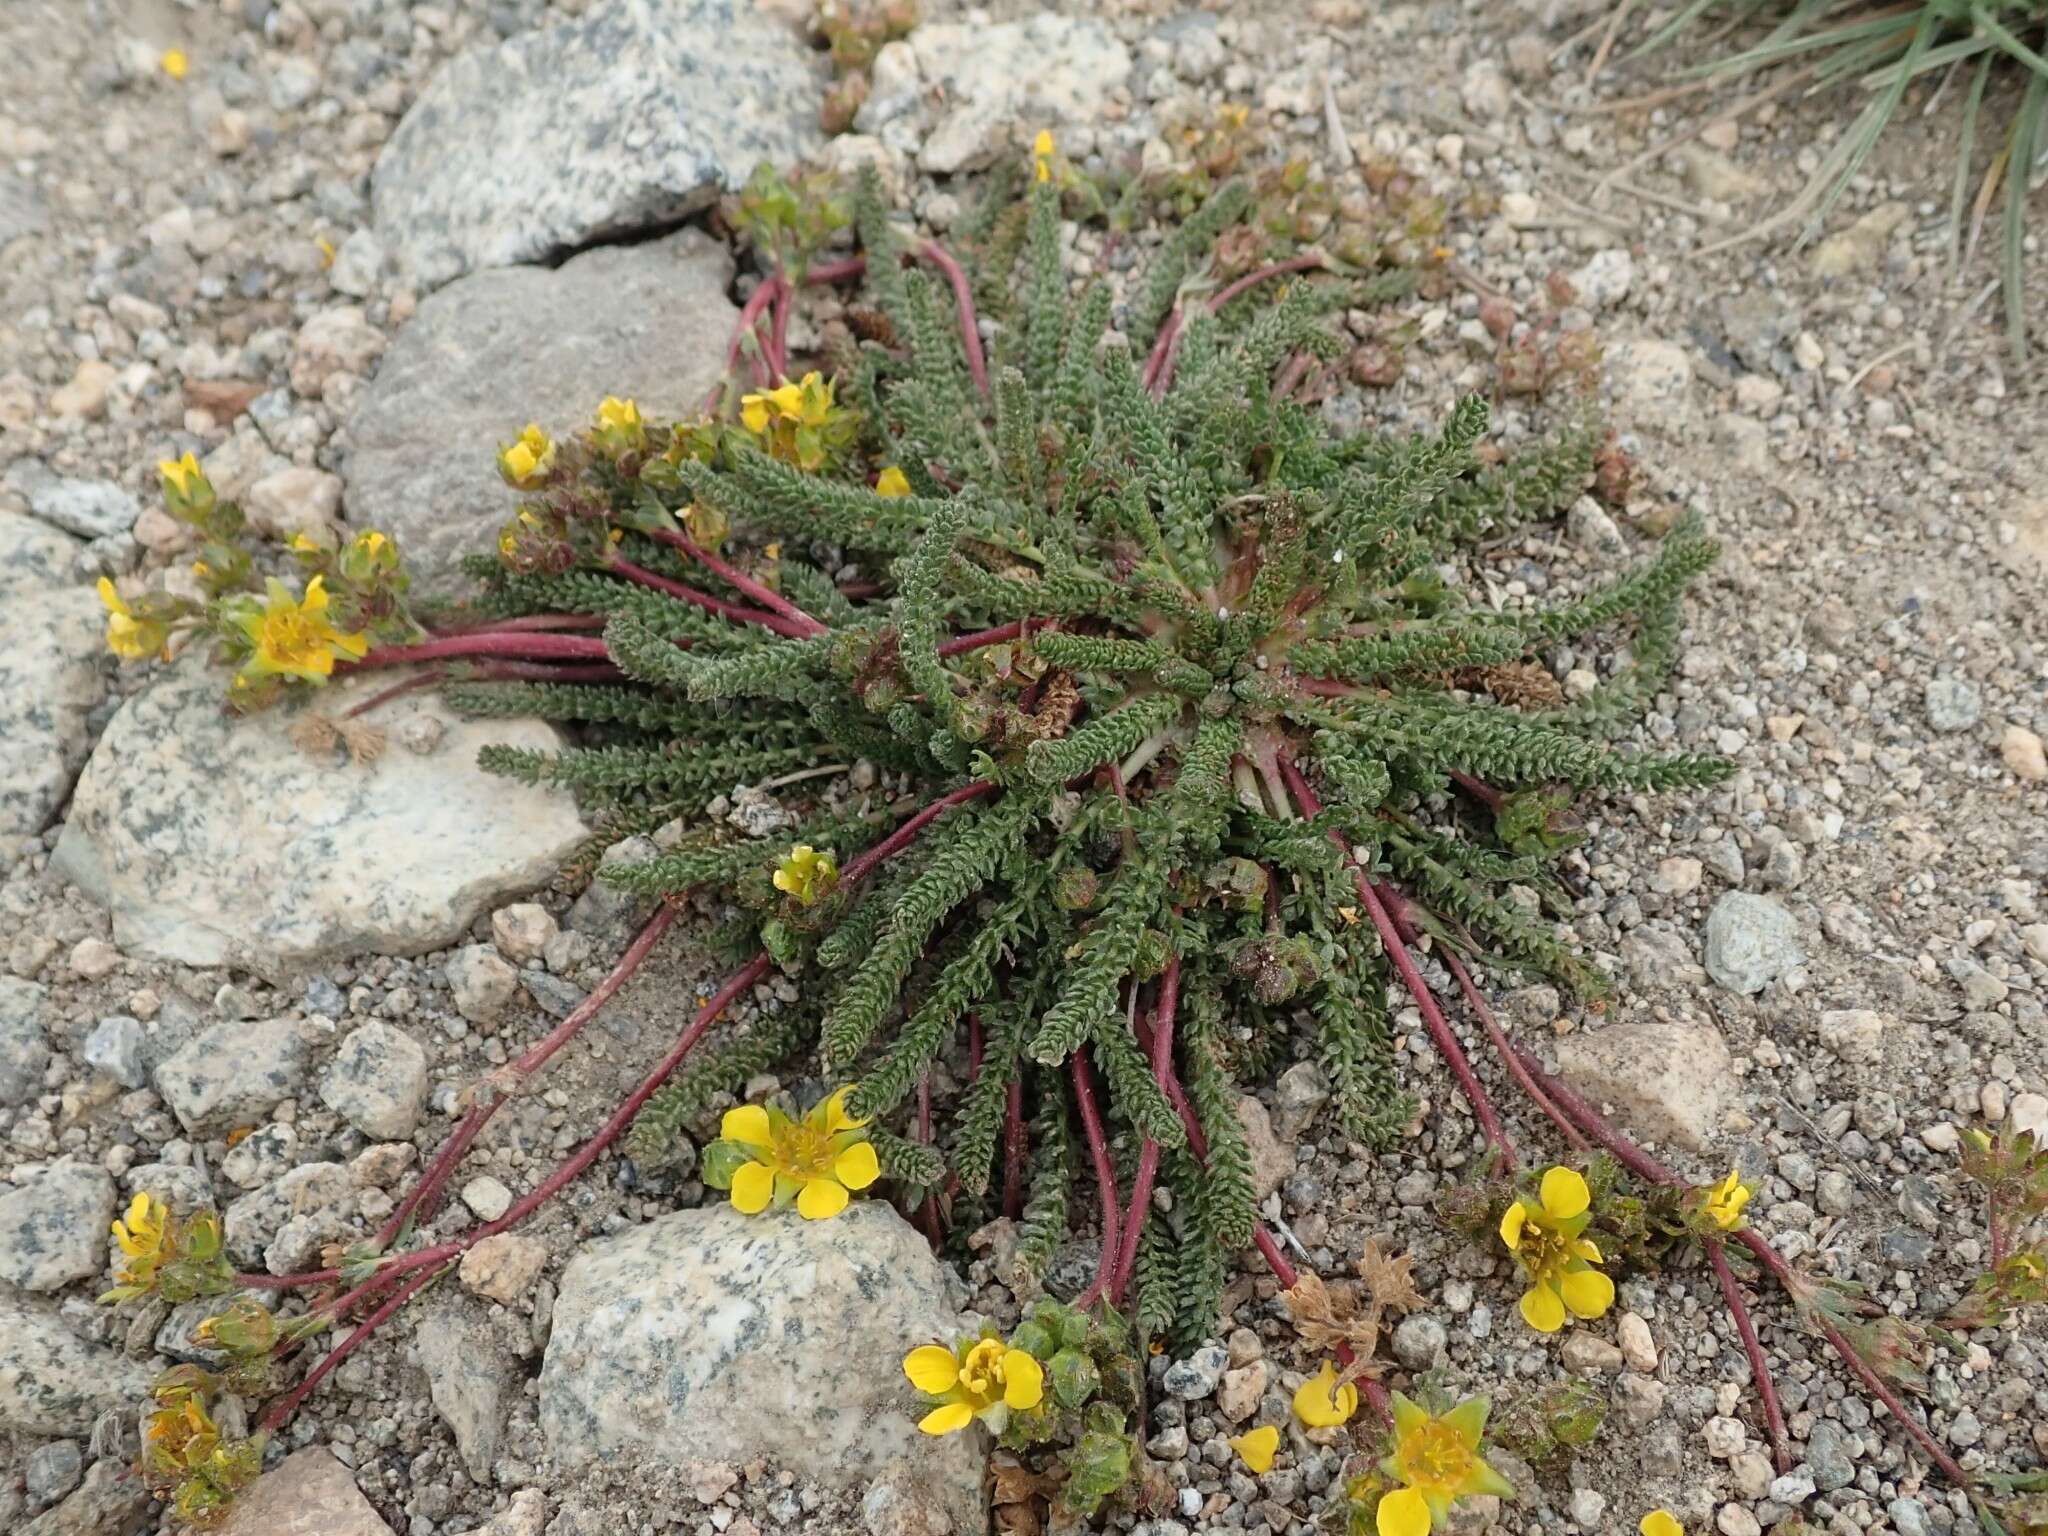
[[840, 780, 997, 885], [1438, 946, 1588, 1155], [359, 632, 612, 667], [1069, 1050, 1121, 1311], [432, 613, 609, 636], [1111, 957, 1179, 1303], [257, 1262, 445, 1434], [647, 527, 829, 637], [937, 619, 1034, 658], [706, 275, 787, 412], [1145, 254, 1329, 397], [915, 240, 990, 395], [1002, 1077, 1027, 1221], [1709, 1237, 1793, 1474], [1277, 757, 1516, 1167], [607, 555, 814, 638], [1509, 1044, 1973, 1489], [342, 670, 441, 719], [768, 275, 792, 381]]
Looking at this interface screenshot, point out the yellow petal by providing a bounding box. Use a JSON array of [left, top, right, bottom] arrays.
[[1292, 1363, 1356, 1428], [1376, 1487, 1432, 1536], [1539, 1166, 1590, 1221], [904, 1345, 961, 1394], [741, 397, 770, 433], [1559, 1266, 1616, 1320], [721, 1104, 773, 1148], [1001, 1348, 1044, 1410], [823, 1084, 867, 1133], [834, 1141, 881, 1191], [918, 1401, 975, 1436], [1498, 1200, 1528, 1251], [797, 1178, 849, 1219], [1519, 1282, 1566, 1333], [1229, 1425, 1279, 1474], [875, 466, 911, 498], [730, 1161, 775, 1214], [1640, 1513, 1684, 1536], [1572, 1238, 1604, 1264], [96, 577, 128, 616]]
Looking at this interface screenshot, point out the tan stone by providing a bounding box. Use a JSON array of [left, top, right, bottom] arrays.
[[218, 1448, 394, 1536]]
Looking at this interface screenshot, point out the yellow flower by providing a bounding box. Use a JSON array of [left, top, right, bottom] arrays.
[[1230, 1425, 1280, 1473], [161, 48, 189, 80], [874, 466, 912, 498], [1292, 1361, 1358, 1428], [97, 578, 162, 661], [114, 1192, 169, 1263], [497, 424, 556, 488], [157, 452, 215, 519], [773, 844, 839, 907], [1499, 1166, 1615, 1334], [1375, 1394, 1516, 1536], [740, 393, 773, 434], [720, 1086, 879, 1220], [1700, 1170, 1752, 1232], [1641, 1513, 1684, 1536], [1033, 128, 1055, 182], [595, 395, 647, 452], [231, 575, 370, 685], [905, 1334, 1046, 1435]]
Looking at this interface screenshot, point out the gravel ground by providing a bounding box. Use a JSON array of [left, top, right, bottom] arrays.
[[1, 2, 2043, 1535]]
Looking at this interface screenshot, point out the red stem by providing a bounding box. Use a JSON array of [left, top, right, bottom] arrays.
[[1438, 946, 1588, 1154], [1987, 1187, 2006, 1269], [840, 780, 997, 886], [916, 241, 989, 395], [647, 527, 829, 637], [768, 275, 792, 381], [432, 613, 609, 635], [1708, 1237, 1793, 1474], [1276, 757, 1516, 1168], [1509, 1044, 1974, 1490], [359, 633, 612, 667], [342, 670, 441, 719], [1111, 957, 1179, 1303], [373, 904, 679, 1249], [257, 1262, 445, 1434], [1002, 1076, 1027, 1221], [607, 555, 814, 638], [1069, 1051, 1121, 1311], [938, 619, 1036, 658], [804, 256, 868, 284], [1146, 254, 1329, 397]]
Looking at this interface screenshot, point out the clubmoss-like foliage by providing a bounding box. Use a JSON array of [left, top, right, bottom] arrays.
[[452, 165, 1727, 1341]]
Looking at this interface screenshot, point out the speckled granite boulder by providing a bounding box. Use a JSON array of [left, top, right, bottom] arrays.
[[0, 1297, 153, 1435], [52, 653, 587, 978], [0, 510, 105, 864], [320, 1021, 428, 1140], [155, 1017, 316, 1136], [0, 976, 51, 1106], [343, 232, 734, 587], [541, 1203, 986, 1534], [1555, 1017, 1732, 1151], [0, 1159, 116, 1292], [371, 0, 821, 289]]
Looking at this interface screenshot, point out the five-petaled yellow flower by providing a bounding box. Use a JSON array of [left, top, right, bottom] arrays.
[[1033, 129, 1055, 182], [1641, 1512, 1684, 1536], [96, 578, 162, 661], [1499, 1166, 1615, 1334], [595, 395, 646, 451], [904, 1334, 1046, 1436], [773, 844, 838, 907], [874, 466, 911, 498], [1375, 1394, 1515, 1536], [1230, 1425, 1280, 1473], [721, 1086, 879, 1220], [1292, 1361, 1358, 1428], [1699, 1170, 1752, 1231], [497, 424, 556, 488], [232, 576, 370, 684]]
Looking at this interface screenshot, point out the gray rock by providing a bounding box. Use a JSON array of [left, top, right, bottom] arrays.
[[320, 1022, 428, 1139], [1566, 495, 1625, 556], [1805, 1419, 1856, 1491], [6, 465, 140, 541], [155, 1017, 314, 1135], [54, 653, 587, 977], [220, 1123, 297, 1189], [1703, 892, 1804, 995], [224, 1162, 354, 1274], [1391, 1315, 1447, 1371], [81, 1015, 147, 1089], [24, 1439, 82, 1506], [1271, 1061, 1329, 1140], [343, 232, 734, 588], [210, 1447, 395, 1536], [0, 513, 105, 860], [1888, 1499, 1931, 1536], [412, 1299, 516, 1482], [371, 0, 821, 288], [0, 976, 51, 1106], [565, 835, 658, 946], [1162, 1344, 1229, 1399], [21, 1458, 151, 1536], [1924, 676, 1982, 733], [541, 1204, 984, 1533], [124, 1162, 213, 1216], [1554, 1018, 1731, 1150], [0, 173, 50, 247], [446, 945, 519, 1025], [0, 1160, 117, 1291], [0, 1298, 153, 1434]]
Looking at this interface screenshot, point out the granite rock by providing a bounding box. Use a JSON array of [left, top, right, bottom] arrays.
[[0, 1160, 117, 1292], [54, 654, 586, 976], [20, 1458, 151, 1536], [371, 0, 821, 288], [343, 232, 735, 587], [0, 1298, 153, 1435], [0, 512, 105, 860], [155, 1017, 315, 1136], [0, 976, 51, 1106], [6, 464, 139, 540], [215, 1448, 395, 1536], [412, 1299, 516, 1482], [1703, 892, 1805, 995], [541, 1203, 984, 1533], [320, 1021, 428, 1140], [1555, 1018, 1732, 1150]]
